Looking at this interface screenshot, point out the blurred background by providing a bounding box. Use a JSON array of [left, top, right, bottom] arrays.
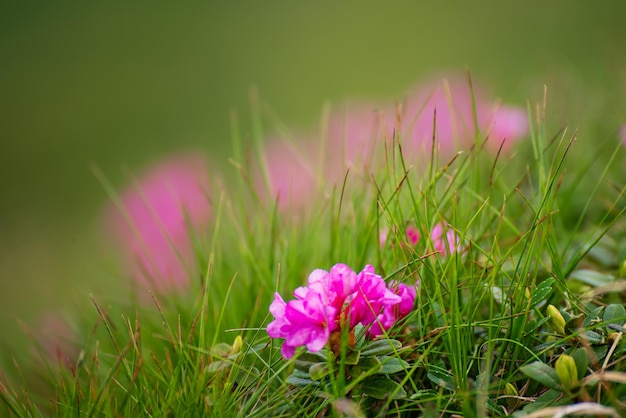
[[1, 1, 625, 345]]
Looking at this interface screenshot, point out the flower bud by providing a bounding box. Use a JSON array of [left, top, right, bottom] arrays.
[[504, 382, 518, 397], [555, 354, 578, 392], [547, 305, 566, 335], [232, 335, 243, 354]]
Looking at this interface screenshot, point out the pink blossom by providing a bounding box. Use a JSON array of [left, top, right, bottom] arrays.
[[35, 314, 78, 367], [399, 76, 528, 159], [348, 265, 402, 327], [267, 291, 337, 359], [325, 104, 394, 172], [620, 124, 626, 147], [105, 153, 212, 292], [430, 223, 463, 256], [483, 105, 529, 151], [267, 264, 405, 359], [254, 137, 321, 213], [406, 226, 420, 246], [369, 282, 417, 337]]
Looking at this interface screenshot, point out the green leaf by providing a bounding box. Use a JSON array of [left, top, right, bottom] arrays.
[[357, 376, 407, 399], [426, 367, 455, 391], [344, 349, 361, 365], [234, 366, 260, 387], [205, 360, 229, 374], [349, 357, 382, 378], [378, 356, 410, 374], [569, 348, 589, 380], [569, 270, 615, 287], [603, 304, 626, 326], [286, 370, 319, 386], [309, 362, 335, 380], [530, 278, 555, 309], [211, 342, 232, 358], [360, 339, 402, 357], [294, 351, 328, 373], [519, 361, 562, 391], [584, 330, 604, 345]]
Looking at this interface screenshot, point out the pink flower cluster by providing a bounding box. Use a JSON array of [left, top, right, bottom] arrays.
[[104, 153, 212, 293], [254, 75, 528, 213], [267, 264, 416, 359], [380, 222, 464, 257]]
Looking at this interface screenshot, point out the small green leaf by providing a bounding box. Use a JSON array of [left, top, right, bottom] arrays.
[[569, 270, 615, 287], [205, 360, 228, 374], [294, 351, 328, 372], [360, 339, 402, 357], [309, 362, 335, 380], [426, 367, 455, 391], [357, 376, 407, 399], [569, 348, 589, 380], [349, 357, 382, 378], [519, 361, 562, 391], [603, 304, 626, 326], [378, 356, 410, 374], [286, 370, 319, 386], [211, 342, 232, 358], [234, 366, 260, 387], [584, 330, 604, 345], [344, 349, 361, 365], [530, 278, 555, 309]]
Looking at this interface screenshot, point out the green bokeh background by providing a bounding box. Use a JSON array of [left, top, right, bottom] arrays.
[[1, 2, 625, 342]]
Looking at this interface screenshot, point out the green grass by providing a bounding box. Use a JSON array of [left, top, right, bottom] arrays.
[[1, 87, 625, 417]]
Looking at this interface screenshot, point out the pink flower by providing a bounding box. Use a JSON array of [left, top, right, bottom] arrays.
[[369, 282, 417, 337], [254, 137, 321, 213], [620, 124, 626, 147], [267, 264, 405, 359], [406, 226, 420, 246], [483, 105, 529, 151], [267, 291, 337, 359], [105, 153, 212, 293], [399, 76, 528, 159], [348, 265, 402, 327], [430, 223, 463, 256], [325, 104, 394, 172], [35, 314, 78, 367]]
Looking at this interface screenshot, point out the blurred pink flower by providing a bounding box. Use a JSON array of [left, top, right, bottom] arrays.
[[254, 138, 321, 213], [620, 124, 626, 147], [406, 226, 420, 246], [325, 104, 394, 172], [105, 153, 212, 293], [34, 314, 78, 368], [399, 77, 528, 158], [430, 222, 464, 256], [482, 105, 529, 151]]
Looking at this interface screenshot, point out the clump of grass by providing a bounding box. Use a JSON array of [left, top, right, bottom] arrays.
[[1, 80, 625, 417]]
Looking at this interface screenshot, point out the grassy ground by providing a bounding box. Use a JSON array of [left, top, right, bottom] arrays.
[[1, 81, 624, 416]]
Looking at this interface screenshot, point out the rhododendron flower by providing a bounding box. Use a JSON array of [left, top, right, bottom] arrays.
[[348, 265, 402, 327], [399, 76, 528, 158], [267, 264, 408, 359], [369, 282, 417, 337], [267, 291, 337, 359], [253, 137, 321, 213], [430, 223, 464, 256], [406, 226, 420, 246], [105, 153, 212, 292]]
